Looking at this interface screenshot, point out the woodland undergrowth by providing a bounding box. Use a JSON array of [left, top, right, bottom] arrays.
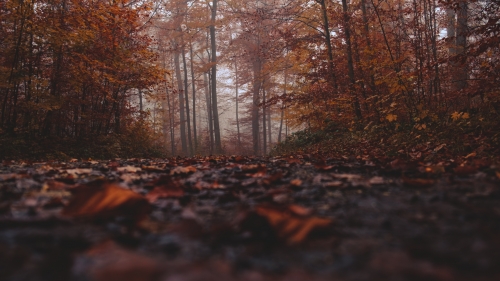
[[272, 111, 500, 165]]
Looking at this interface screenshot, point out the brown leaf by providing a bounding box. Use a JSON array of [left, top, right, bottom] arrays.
[[146, 185, 184, 203], [464, 152, 477, 159], [255, 204, 332, 244], [170, 166, 197, 175], [62, 183, 150, 222], [402, 177, 436, 187]]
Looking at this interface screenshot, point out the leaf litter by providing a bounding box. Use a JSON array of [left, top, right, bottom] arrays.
[[0, 156, 499, 281]]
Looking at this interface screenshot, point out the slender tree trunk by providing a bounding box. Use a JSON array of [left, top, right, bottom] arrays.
[[252, 57, 262, 156], [210, 0, 222, 154], [174, 43, 188, 156], [234, 59, 241, 147], [139, 90, 143, 112], [189, 40, 198, 154], [342, 0, 362, 120], [317, 0, 337, 90], [181, 36, 193, 156], [455, 0, 468, 93], [268, 104, 272, 147], [262, 83, 267, 155], [204, 70, 214, 154]]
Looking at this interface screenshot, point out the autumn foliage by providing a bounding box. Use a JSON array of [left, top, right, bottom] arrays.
[[0, 0, 163, 158]]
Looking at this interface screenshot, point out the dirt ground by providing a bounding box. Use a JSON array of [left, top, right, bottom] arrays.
[[1, 156, 499, 281]]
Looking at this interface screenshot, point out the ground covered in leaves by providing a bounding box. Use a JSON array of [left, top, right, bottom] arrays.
[[1, 155, 500, 281]]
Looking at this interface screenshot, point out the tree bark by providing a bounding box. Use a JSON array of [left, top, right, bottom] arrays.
[[317, 0, 337, 91], [234, 58, 241, 147], [210, 0, 222, 154], [181, 35, 193, 156], [174, 42, 188, 156], [262, 83, 267, 155], [204, 70, 214, 154], [189, 40, 198, 154], [252, 57, 262, 156], [342, 0, 362, 120]]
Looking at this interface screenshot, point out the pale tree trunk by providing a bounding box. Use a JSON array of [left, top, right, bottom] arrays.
[[278, 53, 288, 143], [189, 40, 198, 154], [205, 71, 214, 154], [174, 42, 188, 156], [161, 55, 175, 155], [234, 59, 241, 147], [181, 35, 193, 156], [210, 0, 222, 154]]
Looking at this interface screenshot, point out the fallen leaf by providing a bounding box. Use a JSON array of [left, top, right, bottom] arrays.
[[386, 114, 397, 122], [369, 176, 385, 185], [170, 166, 197, 175], [496, 171, 500, 179], [255, 204, 332, 244], [402, 177, 436, 187], [146, 185, 184, 203], [464, 152, 477, 159], [62, 182, 150, 222], [290, 179, 302, 186], [117, 166, 142, 173]]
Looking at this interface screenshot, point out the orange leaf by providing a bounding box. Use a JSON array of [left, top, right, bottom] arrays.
[[146, 185, 184, 203], [62, 183, 150, 222], [255, 204, 332, 244]]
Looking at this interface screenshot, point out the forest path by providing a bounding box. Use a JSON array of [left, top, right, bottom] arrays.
[[1, 156, 499, 281]]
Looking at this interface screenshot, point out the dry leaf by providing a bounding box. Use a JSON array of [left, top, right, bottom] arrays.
[[62, 183, 150, 222], [290, 179, 303, 186], [255, 204, 332, 244], [146, 185, 184, 203], [464, 152, 477, 159], [402, 177, 436, 187], [369, 176, 385, 185], [170, 166, 197, 175]]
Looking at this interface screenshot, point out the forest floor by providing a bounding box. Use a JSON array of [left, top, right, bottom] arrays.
[[1, 156, 500, 281]]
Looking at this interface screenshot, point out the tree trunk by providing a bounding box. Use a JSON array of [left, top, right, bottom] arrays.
[[252, 57, 262, 156], [174, 42, 188, 156], [181, 35, 193, 156], [342, 0, 362, 120], [205, 71, 214, 154], [210, 0, 222, 154], [262, 83, 267, 155], [317, 0, 337, 91], [234, 59, 241, 147], [455, 0, 468, 93], [189, 40, 198, 154]]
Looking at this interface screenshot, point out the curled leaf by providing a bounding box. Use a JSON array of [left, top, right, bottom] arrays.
[[255, 204, 332, 244], [62, 183, 150, 222]]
